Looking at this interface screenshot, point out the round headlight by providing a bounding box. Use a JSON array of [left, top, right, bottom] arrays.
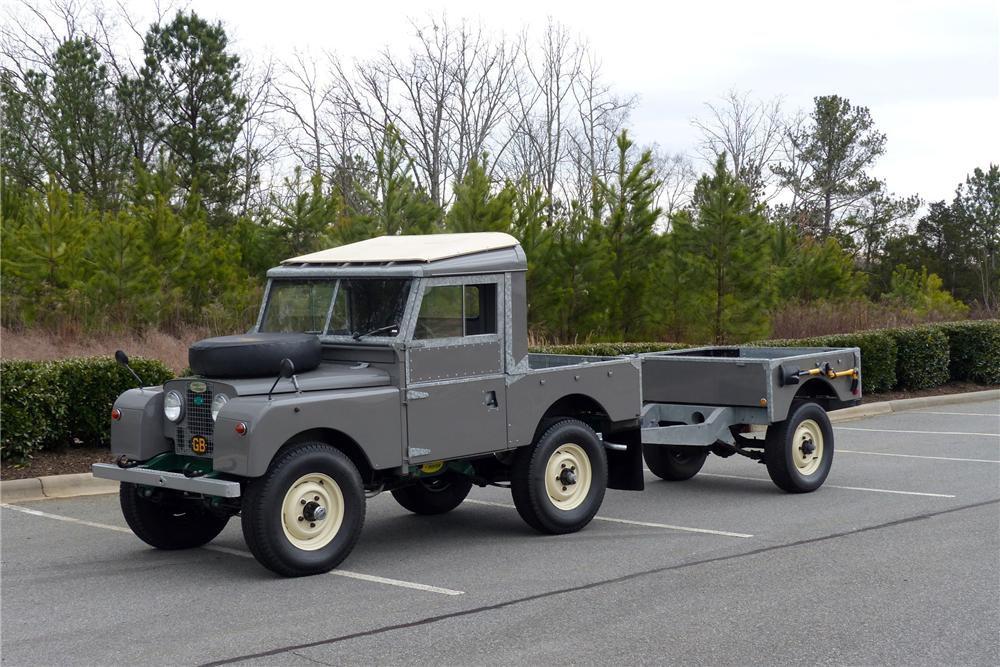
[[211, 393, 229, 421], [164, 390, 183, 422]]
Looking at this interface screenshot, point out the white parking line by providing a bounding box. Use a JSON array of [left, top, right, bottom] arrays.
[[0, 503, 464, 596], [835, 427, 999, 437], [914, 411, 999, 417], [464, 498, 753, 538], [696, 472, 957, 498], [837, 450, 1000, 464]]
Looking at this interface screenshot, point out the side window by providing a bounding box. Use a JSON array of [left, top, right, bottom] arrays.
[[415, 283, 497, 339]]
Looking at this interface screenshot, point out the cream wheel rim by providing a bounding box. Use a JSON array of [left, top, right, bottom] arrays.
[[544, 443, 592, 511], [792, 419, 824, 476], [281, 473, 344, 551]]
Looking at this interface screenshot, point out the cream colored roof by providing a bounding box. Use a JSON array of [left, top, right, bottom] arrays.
[[282, 232, 520, 264]]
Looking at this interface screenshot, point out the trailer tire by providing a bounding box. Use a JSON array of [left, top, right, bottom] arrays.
[[392, 474, 473, 515], [511, 419, 607, 534], [642, 445, 708, 481], [120, 483, 229, 550], [764, 401, 834, 493], [241, 443, 365, 577]]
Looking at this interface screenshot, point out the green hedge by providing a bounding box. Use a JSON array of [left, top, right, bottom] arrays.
[[1, 357, 173, 464], [0, 360, 68, 463], [885, 326, 950, 391], [530, 341, 688, 356], [935, 320, 1000, 384]]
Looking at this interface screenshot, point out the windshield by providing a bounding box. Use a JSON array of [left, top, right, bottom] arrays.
[[259, 279, 411, 339]]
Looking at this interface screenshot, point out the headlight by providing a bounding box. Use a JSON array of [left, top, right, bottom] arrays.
[[164, 390, 183, 422], [211, 393, 229, 421]]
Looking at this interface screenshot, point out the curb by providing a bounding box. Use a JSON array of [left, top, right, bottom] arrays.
[[2, 389, 997, 504], [1, 472, 119, 504], [829, 388, 999, 423]]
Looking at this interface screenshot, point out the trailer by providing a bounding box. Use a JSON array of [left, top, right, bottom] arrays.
[[94, 233, 861, 576]]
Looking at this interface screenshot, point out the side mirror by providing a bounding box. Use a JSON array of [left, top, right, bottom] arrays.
[[279, 358, 296, 378], [115, 350, 130, 366]]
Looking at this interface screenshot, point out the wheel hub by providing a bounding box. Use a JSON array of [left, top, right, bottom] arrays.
[[544, 444, 592, 511], [281, 473, 344, 551], [791, 419, 824, 476]]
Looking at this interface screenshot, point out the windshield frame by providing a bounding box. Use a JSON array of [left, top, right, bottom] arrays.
[[254, 277, 416, 344]]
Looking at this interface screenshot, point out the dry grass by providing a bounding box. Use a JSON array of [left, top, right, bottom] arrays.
[[768, 299, 984, 339], [0, 327, 203, 373]]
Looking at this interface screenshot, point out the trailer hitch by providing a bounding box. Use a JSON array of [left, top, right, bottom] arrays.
[[780, 362, 859, 391]]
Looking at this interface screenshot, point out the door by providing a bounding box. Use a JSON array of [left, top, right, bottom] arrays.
[[404, 277, 507, 463]]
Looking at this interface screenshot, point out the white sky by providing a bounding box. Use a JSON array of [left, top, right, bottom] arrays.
[[8, 0, 999, 204]]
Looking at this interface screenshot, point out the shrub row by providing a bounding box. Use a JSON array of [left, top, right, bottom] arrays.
[[1, 357, 173, 464], [531, 320, 1000, 396]]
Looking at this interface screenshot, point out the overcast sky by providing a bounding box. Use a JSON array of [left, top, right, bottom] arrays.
[[9, 0, 998, 204]]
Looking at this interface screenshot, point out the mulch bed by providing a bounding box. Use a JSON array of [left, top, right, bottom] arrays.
[[2, 383, 996, 482]]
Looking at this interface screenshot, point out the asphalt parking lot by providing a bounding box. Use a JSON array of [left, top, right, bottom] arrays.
[[2, 397, 998, 666]]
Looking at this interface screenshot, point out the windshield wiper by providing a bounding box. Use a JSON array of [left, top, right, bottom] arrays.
[[352, 323, 399, 340]]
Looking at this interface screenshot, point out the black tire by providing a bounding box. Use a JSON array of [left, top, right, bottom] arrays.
[[642, 445, 708, 481], [120, 483, 229, 550], [188, 333, 321, 378], [764, 402, 834, 493], [392, 474, 473, 515], [511, 419, 607, 534], [241, 443, 365, 577]]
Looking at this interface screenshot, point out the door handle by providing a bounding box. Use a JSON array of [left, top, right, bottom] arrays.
[[483, 390, 499, 408]]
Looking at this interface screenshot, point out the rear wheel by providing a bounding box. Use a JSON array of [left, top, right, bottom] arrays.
[[764, 402, 834, 493], [120, 483, 229, 550], [392, 474, 473, 515], [241, 443, 365, 577], [642, 445, 708, 481], [511, 419, 607, 534]]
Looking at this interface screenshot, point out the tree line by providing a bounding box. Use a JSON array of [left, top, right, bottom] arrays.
[[1, 4, 997, 343]]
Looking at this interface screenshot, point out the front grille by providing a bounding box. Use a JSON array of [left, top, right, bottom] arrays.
[[175, 384, 215, 457]]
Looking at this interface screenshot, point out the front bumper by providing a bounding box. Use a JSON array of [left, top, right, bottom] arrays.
[[92, 463, 242, 498]]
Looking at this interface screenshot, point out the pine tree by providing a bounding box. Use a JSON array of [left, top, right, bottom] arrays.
[[681, 155, 773, 343], [598, 131, 662, 339], [445, 157, 515, 233]]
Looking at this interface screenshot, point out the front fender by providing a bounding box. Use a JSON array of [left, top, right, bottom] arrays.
[[213, 386, 402, 477], [110, 387, 171, 460]]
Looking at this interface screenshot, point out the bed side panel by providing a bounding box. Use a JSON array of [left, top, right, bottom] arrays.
[[641, 356, 769, 407]]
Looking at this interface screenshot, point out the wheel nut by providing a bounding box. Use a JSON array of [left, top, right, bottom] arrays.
[[310, 522, 316, 528], [300, 499, 306, 505], [314, 496, 319, 501], [298, 516, 303, 522]]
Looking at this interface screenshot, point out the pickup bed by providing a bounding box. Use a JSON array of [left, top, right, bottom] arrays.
[[95, 233, 860, 576]]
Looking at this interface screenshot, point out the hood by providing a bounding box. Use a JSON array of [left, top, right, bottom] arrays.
[[168, 362, 391, 397]]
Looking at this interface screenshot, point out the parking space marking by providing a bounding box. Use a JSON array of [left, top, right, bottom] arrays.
[[696, 473, 957, 498], [835, 427, 999, 437], [464, 499, 753, 538], [837, 450, 1000, 463], [914, 411, 999, 417], [0, 503, 464, 596]]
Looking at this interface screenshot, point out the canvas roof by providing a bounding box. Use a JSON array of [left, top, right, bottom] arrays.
[[282, 232, 520, 265]]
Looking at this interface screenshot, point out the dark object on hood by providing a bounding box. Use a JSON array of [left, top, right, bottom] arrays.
[[188, 333, 321, 378]]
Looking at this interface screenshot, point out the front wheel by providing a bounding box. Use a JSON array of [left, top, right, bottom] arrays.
[[120, 483, 229, 549], [511, 419, 607, 534], [764, 402, 834, 493], [643, 445, 708, 481], [241, 443, 365, 577], [392, 474, 473, 515]]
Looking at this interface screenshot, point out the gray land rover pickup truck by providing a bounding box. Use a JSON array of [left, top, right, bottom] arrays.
[[94, 232, 861, 577]]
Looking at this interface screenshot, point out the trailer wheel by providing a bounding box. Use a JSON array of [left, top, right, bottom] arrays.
[[120, 483, 229, 550], [241, 443, 365, 577], [642, 445, 708, 481], [764, 402, 834, 493], [511, 419, 607, 534], [392, 474, 473, 515]]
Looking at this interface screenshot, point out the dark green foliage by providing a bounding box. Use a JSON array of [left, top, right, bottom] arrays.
[[530, 342, 689, 356], [0, 361, 68, 463], [53, 357, 175, 448], [934, 320, 1000, 384], [884, 326, 950, 391], [445, 157, 515, 233], [0, 357, 174, 463]]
